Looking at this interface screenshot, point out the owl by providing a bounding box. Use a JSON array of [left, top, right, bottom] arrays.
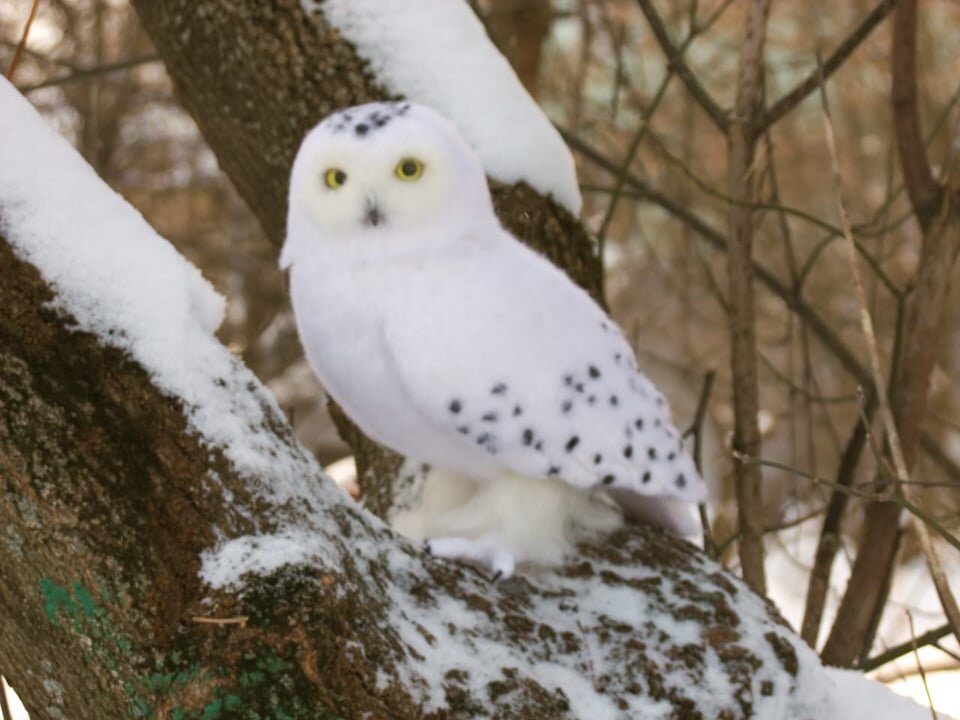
[[282, 102, 706, 578]]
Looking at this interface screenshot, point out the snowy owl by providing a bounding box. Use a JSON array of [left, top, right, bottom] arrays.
[[282, 102, 706, 578]]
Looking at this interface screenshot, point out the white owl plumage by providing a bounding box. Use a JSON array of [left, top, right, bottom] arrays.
[[282, 102, 706, 578]]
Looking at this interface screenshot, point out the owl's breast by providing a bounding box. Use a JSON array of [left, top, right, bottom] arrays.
[[287, 259, 436, 454]]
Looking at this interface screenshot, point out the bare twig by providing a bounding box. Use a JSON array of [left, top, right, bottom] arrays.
[[685, 370, 716, 557], [17, 54, 161, 93], [906, 610, 940, 720], [634, 0, 728, 133], [5, 0, 41, 81], [735, 454, 960, 552], [762, 0, 895, 130], [862, 623, 954, 672]]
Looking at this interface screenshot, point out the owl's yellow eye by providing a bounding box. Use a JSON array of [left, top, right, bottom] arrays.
[[324, 168, 347, 189], [395, 158, 424, 181]]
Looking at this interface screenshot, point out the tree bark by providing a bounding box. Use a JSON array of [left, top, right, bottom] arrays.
[[725, 0, 771, 597]]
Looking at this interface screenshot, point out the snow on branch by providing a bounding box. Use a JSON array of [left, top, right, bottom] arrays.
[[312, 0, 582, 214]]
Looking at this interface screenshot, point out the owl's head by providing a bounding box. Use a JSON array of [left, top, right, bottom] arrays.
[[281, 102, 496, 269]]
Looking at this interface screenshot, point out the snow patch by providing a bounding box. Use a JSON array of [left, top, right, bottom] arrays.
[[310, 0, 582, 214], [0, 77, 333, 515]]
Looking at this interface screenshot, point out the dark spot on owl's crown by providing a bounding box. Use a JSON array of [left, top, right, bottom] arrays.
[[565, 436, 580, 452], [448, 399, 462, 414], [491, 382, 508, 395]]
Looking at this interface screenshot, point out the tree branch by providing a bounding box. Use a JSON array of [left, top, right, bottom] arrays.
[[725, 0, 771, 596], [761, 0, 895, 131], [634, 0, 729, 134], [891, 0, 941, 230]]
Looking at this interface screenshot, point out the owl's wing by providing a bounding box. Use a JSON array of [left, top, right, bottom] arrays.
[[381, 238, 707, 506]]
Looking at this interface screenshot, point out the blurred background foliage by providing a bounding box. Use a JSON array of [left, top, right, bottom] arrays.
[[2, 0, 959, 705]]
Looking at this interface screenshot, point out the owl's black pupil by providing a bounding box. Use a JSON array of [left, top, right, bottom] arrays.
[[402, 162, 417, 176], [334, 170, 346, 184]]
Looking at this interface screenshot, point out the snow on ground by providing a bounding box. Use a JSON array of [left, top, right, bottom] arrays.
[[310, 0, 582, 214], [0, 77, 334, 518]]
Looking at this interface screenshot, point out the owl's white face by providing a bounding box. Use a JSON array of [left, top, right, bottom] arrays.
[[282, 102, 495, 269]]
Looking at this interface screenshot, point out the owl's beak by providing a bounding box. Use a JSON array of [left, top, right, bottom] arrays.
[[364, 197, 382, 227]]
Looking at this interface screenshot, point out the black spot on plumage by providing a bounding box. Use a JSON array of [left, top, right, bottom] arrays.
[[562, 400, 573, 414], [565, 436, 580, 452], [609, 394, 619, 406], [535, 441, 543, 451], [491, 382, 508, 395], [563, 374, 574, 387], [624, 445, 633, 459], [588, 365, 601, 379], [654, 419, 662, 428], [513, 405, 523, 417], [614, 352, 623, 363], [449, 399, 462, 414], [355, 123, 369, 136], [522, 428, 534, 446], [676, 473, 687, 489], [593, 453, 603, 465], [548, 465, 561, 477], [477, 433, 491, 445], [601, 474, 616, 485], [635, 418, 644, 430], [667, 451, 676, 461], [642, 471, 652, 484], [648, 447, 657, 460], [482, 412, 498, 423], [457, 425, 470, 435], [587, 395, 596, 405], [575, 383, 585, 393]]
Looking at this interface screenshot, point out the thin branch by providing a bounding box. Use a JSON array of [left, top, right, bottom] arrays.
[[892, 0, 941, 229], [685, 370, 717, 557], [801, 390, 876, 648], [634, 0, 728, 133], [862, 624, 954, 672], [906, 610, 940, 720], [5, 0, 41, 81], [761, 0, 895, 130], [736, 454, 960, 552], [17, 54, 161, 93]]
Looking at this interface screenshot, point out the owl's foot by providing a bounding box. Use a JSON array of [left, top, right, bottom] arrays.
[[424, 536, 516, 580]]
